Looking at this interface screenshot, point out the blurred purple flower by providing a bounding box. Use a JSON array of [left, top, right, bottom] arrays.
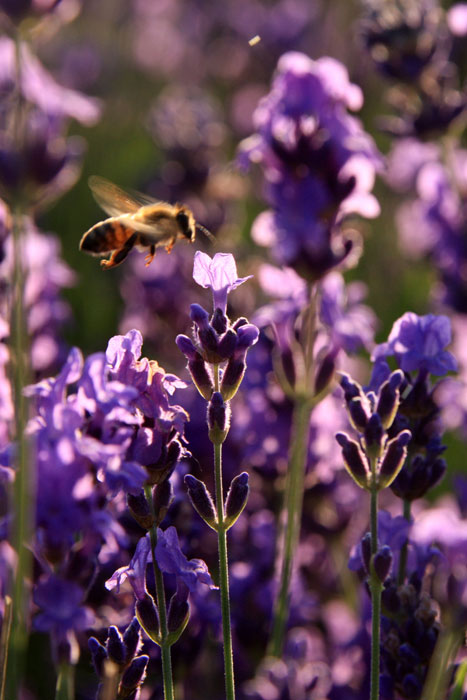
[[0, 223, 76, 375], [448, 3, 467, 35], [33, 574, 94, 636], [0, 37, 101, 125], [0, 111, 84, 207], [239, 51, 381, 279], [372, 312, 457, 376], [320, 272, 377, 353]]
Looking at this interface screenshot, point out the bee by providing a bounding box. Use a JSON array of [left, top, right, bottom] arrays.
[[79, 176, 213, 269]]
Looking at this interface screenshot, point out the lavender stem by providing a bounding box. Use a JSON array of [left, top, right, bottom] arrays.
[[144, 486, 175, 700]]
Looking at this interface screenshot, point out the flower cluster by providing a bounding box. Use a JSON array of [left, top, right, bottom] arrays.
[[17, 330, 188, 665], [239, 51, 381, 279]]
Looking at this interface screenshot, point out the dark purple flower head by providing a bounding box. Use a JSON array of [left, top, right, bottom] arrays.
[[155, 526, 217, 592], [33, 574, 94, 636], [192, 251, 252, 314], [372, 312, 457, 376], [239, 51, 381, 279]]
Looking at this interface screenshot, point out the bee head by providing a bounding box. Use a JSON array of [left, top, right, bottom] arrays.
[[176, 211, 195, 242]]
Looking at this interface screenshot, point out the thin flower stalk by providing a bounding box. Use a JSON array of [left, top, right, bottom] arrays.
[[178, 252, 258, 700], [144, 485, 175, 700], [268, 286, 319, 657], [6, 34, 34, 691], [369, 459, 382, 700]]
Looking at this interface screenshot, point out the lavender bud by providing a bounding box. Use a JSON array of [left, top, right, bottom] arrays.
[[364, 413, 384, 457], [211, 307, 228, 334], [123, 618, 141, 662], [88, 637, 107, 678], [135, 594, 160, 645], [188, 355, 214, 400], [340, 373, 362, 402], [220, 358, 245, 401], [106, 626, 125, 666], [361, 532, 372, 576], [127, 491, 155, 530], [314, 348, 337, 396], [208, 391, 231, 443], [373, 546, 393, 582], [120, 655, 149, 691], [376, 370, 403, 430], [336, 432, 371, 490], [236, 323, 259, 350], [175, 334, 198, 360], [153, 479, 174, 525], [377, 429, 411, 490], [190, 304, 221, 361], [225, 472, 249, 530], [167, 584, 190, 645], [217, 329, 238, 359], [348, 397, 370, 433], [185, 474, 217, 530], [232, 317, 248, 330]]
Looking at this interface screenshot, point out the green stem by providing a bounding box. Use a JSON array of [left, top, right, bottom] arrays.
[[55, 662, 74, 700], [5, 31, 33, 699], [422, 629, 459, 700], [397, 499, 412, 585], [268, 396, 312, 657], [144, 486, 175, 700], [213, 440, 236, 700], [369, 485, 382, 700], [6, 209, 32, 699]]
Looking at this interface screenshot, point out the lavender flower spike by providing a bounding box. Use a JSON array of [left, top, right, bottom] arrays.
[[192, 251, 252, 313], [155, 526, 217, 592], [372, 312, 457, 376]]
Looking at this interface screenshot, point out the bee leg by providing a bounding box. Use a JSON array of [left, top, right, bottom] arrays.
[[144, 244, 156, 266], [101, 233, 137, 269], [165, 237, 176, 254]]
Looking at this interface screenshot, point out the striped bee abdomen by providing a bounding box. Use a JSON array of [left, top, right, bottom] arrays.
[[80, 218, 136, 254]]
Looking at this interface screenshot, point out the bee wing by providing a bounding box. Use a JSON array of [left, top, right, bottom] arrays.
[[88, 176, 157, 217]]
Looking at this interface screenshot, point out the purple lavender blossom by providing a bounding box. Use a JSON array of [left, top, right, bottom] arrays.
[[192, 251, 253, 315], [21, 331, 189, 669], [105, 535, 152, 601], [372, 312, 457, 376], [239, 51, 381, 279], [33, 575, 94, 638], [106, 528, 217, 600], [155, 526, 217, 591]]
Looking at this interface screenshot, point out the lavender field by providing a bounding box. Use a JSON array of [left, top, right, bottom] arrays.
[[1, 1, 467, 699]]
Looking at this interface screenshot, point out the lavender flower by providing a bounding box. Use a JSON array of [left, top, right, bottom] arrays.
[[239, 51, 381, 279], [19, 331, 189, 673], [372, 312, 457, 376]]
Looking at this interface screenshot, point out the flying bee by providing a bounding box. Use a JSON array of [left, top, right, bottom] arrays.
[[79, 176, 214, 269]]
